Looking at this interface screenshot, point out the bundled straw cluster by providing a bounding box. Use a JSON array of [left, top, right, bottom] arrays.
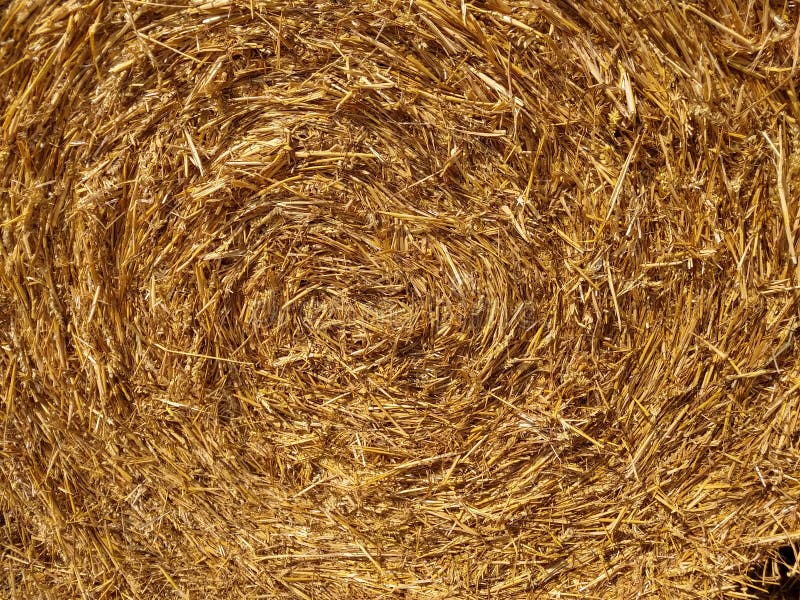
[[2, 0, 800, 597]]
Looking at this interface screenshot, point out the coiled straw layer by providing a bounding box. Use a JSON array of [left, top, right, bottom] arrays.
[[2, 1, 800, 598]]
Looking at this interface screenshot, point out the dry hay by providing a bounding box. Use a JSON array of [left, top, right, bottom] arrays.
[[2, 0, 800, 598]]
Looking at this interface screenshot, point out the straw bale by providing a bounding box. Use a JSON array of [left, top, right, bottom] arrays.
[[1, 0, 800, 597]]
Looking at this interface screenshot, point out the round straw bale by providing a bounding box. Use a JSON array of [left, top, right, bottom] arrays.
[[1, 1, 800, 598]]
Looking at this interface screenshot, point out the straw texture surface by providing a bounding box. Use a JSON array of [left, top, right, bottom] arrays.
[[2, 0, 800, 598]]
